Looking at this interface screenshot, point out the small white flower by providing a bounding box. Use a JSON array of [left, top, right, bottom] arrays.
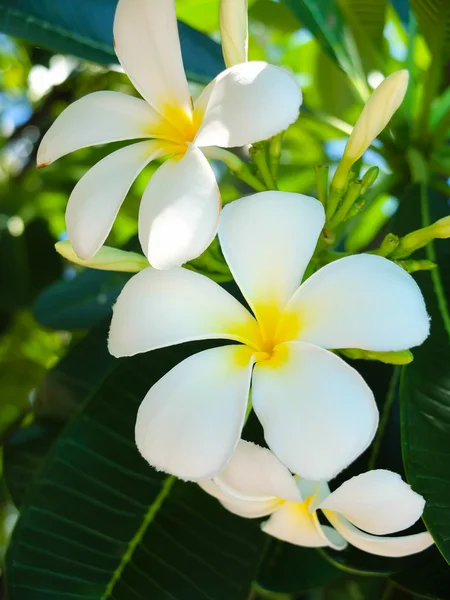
[[201, 440, 434, 558], [37, 0, 301, 270], [108, 191, 429, 482]]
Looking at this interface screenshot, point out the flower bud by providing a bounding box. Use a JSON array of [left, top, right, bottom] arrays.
[[432, 215, 450, 238], [55, 241, 149, 272], [220, 0, 248, 68], [343, 70, 409, 165]]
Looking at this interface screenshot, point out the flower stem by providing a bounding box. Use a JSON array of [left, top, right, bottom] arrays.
[[203, 146, 266, 192]]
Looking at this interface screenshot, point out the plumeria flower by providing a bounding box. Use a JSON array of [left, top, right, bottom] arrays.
[[37, 0, 301, 269], [108, 191, 429, 482], [201, 440, 434, 557]]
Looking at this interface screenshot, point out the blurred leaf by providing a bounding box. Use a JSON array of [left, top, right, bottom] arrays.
[[249, 1, 301, 33], [34, 327, 115, 422], [280, 0, 368, 97], [0, 0, 224, 82], [398, 185, 450, 565], [4, 420, 60, 508], [5, 341, 266, 600], [339, 0, 387, 44], [256, 541, 341, 593], [392, 548, 450, 599], [392, 0, 410, 26], [0, 217, 62, 313], [4, 328, 115, 509], [411, 0, 450, 59], [335, 0, 387, 72], [33, 269, 131, 330], [176, 0, 219, 33]]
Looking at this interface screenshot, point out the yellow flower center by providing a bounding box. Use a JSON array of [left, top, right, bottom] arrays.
[[146, 101, 203, 152], [244, 304, 302, 365]]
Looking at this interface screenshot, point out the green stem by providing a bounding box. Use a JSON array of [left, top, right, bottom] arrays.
[[315, 165, 329, 206], [203, 146, 266, 192], [251, 145, 278, 190], [268, 133, 283, 179], [330, 180, 362, 226], [368, 367, 401, 470]]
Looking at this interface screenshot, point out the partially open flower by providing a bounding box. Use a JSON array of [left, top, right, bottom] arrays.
[[201, 440, 434, 558], [37, 0, 301, 270], [109, 192, 429, 482]]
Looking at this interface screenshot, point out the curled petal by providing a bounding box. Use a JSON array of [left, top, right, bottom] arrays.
[[318, 470, 426, 535], [262, 502, 347, 550], [108, 267, 260, 358], [279, 254, 429, 351], [252, 342, 378, 481], [138, 145, 221, 270], [198, 480, 281, 518], [37, 91, 160, 167], [114, 0, 192, 125], [66, 141, 167, 260], [324, 511, 433, 558], [194, 62, 301, 148], [214, 440, 302, 503], [135, 345, 254, 480]]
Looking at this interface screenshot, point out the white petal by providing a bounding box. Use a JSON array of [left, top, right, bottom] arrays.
[[214, 440, 302, 503], [138, 145, 221, 270], [220, 0, 248, 68], [135, 345, 253, 481], [279, 254, 429, 351], [194, 62, 301, 148], [108, 267, 260, 358], [66, 141, 166, 260], [324, 511, 434, 558], [252, 342, 378, 481], [114, 0, 192, 124], [37, 91, 161, 167], [318, 470, 426, 535], [218, 192, 324, 340], [262, 502, 347, 549], [198, 480, 281, 518]]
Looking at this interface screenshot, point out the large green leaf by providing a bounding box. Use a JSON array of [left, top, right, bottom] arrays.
[[4, 328, 115, 507], [5, 339, 270, 599], [411, 0, 450, 59], [280, 0, 367, 96], [33, 270, 131, 331], [399, 185, 450, 565], [256, 540, 341, 593], [0, 0, 224, 82]]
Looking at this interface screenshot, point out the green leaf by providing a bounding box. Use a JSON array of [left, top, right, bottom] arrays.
[[3, 420, 60, 508], [33, 270, 131, 330], [0, 217, 62, 313], [398, 185, 450, 565], [0, 0, 224, 82], [256, 540, 341, 593], [392, 548, 450, 600], [280, 0, 368, 98], [410, 0, 450, 59], [339, 0, 387, 44], [5, 340, 267, 599], [249, 1, 301, 33]]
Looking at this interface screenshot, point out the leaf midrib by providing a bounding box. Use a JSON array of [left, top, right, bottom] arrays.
[[102, 475, 176, 599]]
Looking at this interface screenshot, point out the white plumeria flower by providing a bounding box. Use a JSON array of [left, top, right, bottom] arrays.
[[201, 440, 434, 558], [108, 191, 429, 482], [37, 0, 301, 270]]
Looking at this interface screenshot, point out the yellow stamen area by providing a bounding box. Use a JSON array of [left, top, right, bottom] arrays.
[[256, 342, 290, 369], [145, 103, 199, 148]]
